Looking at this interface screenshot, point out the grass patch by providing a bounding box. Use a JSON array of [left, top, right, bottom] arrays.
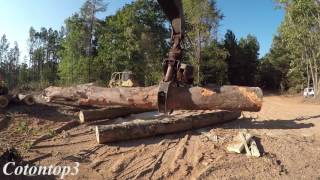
[[22, 142, 32, 150], [47, 129, 56, 138], [17, 121, 30, 133]]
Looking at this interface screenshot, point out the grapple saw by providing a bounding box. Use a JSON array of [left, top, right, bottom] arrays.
[[157, 0, 194, 114]]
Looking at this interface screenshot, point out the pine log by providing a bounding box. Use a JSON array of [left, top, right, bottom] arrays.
[[0, 95, 10, 108], [17, 94, 35, 105], [95, 110, 241, 144], [79, 107, 153, 124], [43, 84, 263, 112]]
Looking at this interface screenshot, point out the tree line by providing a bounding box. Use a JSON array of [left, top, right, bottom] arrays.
[[0, 35, 20, 89], [0, 0, 315, 96], [260, 0, 320, 96]]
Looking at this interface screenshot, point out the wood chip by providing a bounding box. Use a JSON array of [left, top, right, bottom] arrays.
[[250, 139, 261, 157], [227, 132, 253, 154]]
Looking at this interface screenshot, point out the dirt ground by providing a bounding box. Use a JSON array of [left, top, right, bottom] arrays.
[[1, 94, 320, 179]]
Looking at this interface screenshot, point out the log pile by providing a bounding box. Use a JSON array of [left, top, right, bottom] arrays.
[[42, 84, 263, 143], [0, 93, 35, 108]]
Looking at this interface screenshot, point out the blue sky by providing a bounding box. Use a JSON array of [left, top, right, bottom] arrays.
[[0, 0, 284, 61], [216, 0, 284, 57]]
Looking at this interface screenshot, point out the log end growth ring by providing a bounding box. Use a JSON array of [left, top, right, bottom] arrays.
[[0, 96, 9, 108]]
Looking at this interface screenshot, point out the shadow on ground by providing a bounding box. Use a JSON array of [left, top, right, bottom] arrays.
[[96, 112, 317, 147], [223, 115, 316, 130], [1, 103, 76, 123]]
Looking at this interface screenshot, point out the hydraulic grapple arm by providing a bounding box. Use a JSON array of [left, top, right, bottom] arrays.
[[157, 0, 184, 68], [157, 0, 194, 113]]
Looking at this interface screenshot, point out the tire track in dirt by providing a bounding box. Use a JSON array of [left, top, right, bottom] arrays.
[[111, 146, 153, 179], [169, 134, 189, 175], [5, 96, 320, 179], [108, 140, 178, 179]]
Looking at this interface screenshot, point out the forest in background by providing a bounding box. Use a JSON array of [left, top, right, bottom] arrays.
[[0, 0, 319, 96]]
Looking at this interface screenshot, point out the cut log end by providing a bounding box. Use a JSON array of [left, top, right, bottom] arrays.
[[79, 111, 85, 124], [96, 126, 101, 144], [23, 96, 35, 106], [17, 94, 35, 105], [0, 95, 9, 108]]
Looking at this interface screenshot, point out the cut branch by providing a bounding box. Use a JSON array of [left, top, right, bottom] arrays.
[[43, 84, 263, 112], [95, 110, 241, 144]]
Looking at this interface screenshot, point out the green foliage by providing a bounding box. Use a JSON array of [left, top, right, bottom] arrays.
[[266, 0, 320, 94], [26, 26, 63, 89], [96, 0, 168, 86], [0, 35, 21, 89], [183, 0, 222, 85], [22, 142, 32, 150], [258, 36, 291, 91], [47, 129, 56, 138], [58, 0, 107, 85], [257, 58, 281, 90], [224, 30, 260, 86], [17, 121, 29, 133], [1, 0, 271, 91], [201, 41, 228, 85], [58, 14, 91, 84]]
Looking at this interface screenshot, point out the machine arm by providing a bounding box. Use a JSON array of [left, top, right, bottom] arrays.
[[157, 0, 194, 113], [157, 0, 184, 66]]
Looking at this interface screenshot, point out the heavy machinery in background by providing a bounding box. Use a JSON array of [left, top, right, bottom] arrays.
[[108, 71, 139, 88], [108, 0, 191, 96], [157, 0, 194, 113]]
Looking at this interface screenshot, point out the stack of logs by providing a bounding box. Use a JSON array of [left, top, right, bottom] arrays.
[[43, 84, 263, 144], [0, 93, 35, 108]]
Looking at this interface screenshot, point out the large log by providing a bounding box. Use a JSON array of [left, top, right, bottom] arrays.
[[43, 84, 263, 112], [79, 107, 153, 124], [95, 110, 241, 143]]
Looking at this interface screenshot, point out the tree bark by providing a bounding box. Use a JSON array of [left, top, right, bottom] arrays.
[[79, 107, 153, 124], [43, 84, 263, 112], [95, 110, 241, 144]]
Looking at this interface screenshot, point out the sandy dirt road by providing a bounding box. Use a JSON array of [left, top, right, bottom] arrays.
[[1, 95, 320, 179], [244, 95, 320, 137]]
